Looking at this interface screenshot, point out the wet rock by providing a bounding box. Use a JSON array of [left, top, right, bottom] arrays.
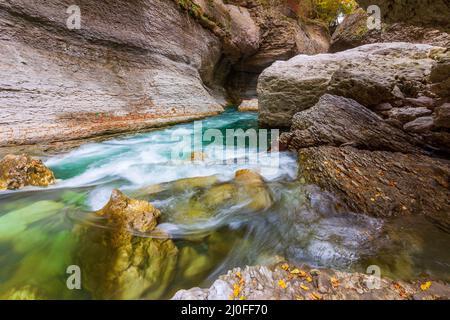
[[0, 154, 55, 190], [77, 190, 178, 299], [0, 200, 63, 242], [297, 146, 450, 226], [434, 103, 450, 129], [387, 107, 432, 124], [172, 263, 450, 300], [234, 169, 272, 211], [279, 95, 424, 154], [238, 99, 259, 112], [1, 285, 47, 300], [174, 170, 272, 222], [172, 175, 219, 191], [258, 43, 446, 128], [403, 117, 435, 133], [96, 189, 161, 233]]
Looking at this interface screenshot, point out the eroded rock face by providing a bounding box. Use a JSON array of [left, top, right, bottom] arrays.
[[331, 9, 450, 53], [357, 0, 450, 31], [0, 0, 225, 147], [172, 263, 450, 300], [77, 189, 178, 299], [226, 0, 330, 101], [258, 43, 448, 128], [297, 146, 450, 227], [0, 154, 55, 190], [238, 98, 259, 112], [280, 95, 424, 154]]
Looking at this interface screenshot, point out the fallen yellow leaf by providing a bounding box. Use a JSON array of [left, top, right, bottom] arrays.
[[300, 284, 310, 291], [311, 292, 322, 300], [290, 268, 300, 274], [239, 296, 246, 300], [235, 271, 241, 279], [330, 277, 340, 288], [233, 284, 241, 297], [306, 276, 312, 283], [420, 281, 432, 291], [278, 279, 287, 289], [281, 263, 289, 271]]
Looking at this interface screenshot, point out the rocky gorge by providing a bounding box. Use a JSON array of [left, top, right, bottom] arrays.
[[0, 0, 449, 300]]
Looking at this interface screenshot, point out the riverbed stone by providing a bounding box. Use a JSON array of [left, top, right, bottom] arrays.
[[77, 190, 178, 299], [172, 263, 450, 300], [0, 154, 55, 190]]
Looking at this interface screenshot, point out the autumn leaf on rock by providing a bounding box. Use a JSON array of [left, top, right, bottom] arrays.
[[278, 279, 287, 289], [420, 281, 432, 291]]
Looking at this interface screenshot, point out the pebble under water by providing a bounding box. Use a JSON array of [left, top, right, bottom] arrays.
[[0, 109, 449, 299]]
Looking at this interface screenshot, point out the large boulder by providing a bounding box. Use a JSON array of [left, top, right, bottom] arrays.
[[280, 95, 424, 154], [0, 154, 55, 190], [331, 9, 450, 52], [76, 189, 178, 299], [258, 43, 448, 128], [297, 146, 450, 228]]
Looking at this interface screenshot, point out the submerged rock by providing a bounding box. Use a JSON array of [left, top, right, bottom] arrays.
[[173, 170, 272, 223], [0, 154, 55, 190], [172, 263, 450, 300], [234, 169, 273, 212], [96, 189, 161, 233], [77, 190, 178, 299], [174, 170, 272, 223]]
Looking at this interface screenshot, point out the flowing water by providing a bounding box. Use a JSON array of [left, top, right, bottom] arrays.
[[0, 109, 449, 299]]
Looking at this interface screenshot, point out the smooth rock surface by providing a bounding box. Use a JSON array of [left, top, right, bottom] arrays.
[[0, 0, 224, 146]]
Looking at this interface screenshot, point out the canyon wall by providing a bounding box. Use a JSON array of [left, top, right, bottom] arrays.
[[0, 0, 226, 146], [0, 0, 330, 147]]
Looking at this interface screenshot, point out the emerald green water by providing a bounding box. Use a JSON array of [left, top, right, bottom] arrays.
[[0, 109, 449, 299]]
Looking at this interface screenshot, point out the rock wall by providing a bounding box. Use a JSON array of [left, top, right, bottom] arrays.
[[225, 0, 330, 101], [331, 9, 450, 52], [0, 0, 225, 147], [357, 0, 450, 31], [0, 0, 330, 147]]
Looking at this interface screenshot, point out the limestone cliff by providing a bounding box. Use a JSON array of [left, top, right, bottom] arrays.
[[0, 0, 330, 147]]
